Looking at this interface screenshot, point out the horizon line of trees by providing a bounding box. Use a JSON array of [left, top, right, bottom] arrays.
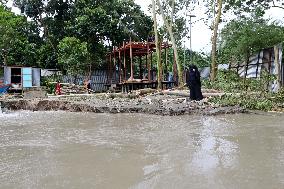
[[1, 0, 284, 89]]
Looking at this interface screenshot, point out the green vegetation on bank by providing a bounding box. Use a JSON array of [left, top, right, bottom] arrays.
[[205, 70, 284, 112]]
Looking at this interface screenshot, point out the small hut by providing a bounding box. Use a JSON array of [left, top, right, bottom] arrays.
[[107, 39, 175, 92], [3, 66, 41, 91]]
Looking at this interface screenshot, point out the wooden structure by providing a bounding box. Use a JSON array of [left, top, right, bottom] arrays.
[[107, 40, 175, 92]]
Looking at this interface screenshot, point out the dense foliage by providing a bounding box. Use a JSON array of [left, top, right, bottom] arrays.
[[210, 92, 284, 111], [57, 37, 89, 76], [0, 0, 153, 71], [0, 5, 40, 66], [219, 17, 284, 64]]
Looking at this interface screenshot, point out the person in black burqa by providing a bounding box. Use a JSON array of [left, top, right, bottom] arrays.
[[186, 65, 203, 101]]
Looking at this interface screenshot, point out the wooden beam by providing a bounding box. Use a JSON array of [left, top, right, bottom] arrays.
[[130, 38, 134, 80]]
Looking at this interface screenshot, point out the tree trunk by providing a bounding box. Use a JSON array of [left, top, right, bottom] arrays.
[[2, 49, 7, 66], [158, 42, 163, 87], [37, 8, 56, 51], [157, 0, 183, 86], [210, 0, 223, 81], [274, 44, 281, 91], [88, 64, 92, 79], [152, 0, 162, 90]]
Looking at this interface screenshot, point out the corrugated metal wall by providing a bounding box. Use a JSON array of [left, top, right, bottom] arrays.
[[4, 67, 11, 85], [59, 70, 109, 92], [32, 68, 41, 87]]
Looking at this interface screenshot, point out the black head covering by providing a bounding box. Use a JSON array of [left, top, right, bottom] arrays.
[[189, 64, 199, 72], [191, 65, 198, 71]]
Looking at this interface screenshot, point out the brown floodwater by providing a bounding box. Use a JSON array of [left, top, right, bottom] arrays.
[[0, 111, 284, 189]]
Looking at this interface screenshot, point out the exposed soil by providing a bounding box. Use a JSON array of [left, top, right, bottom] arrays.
[[0, 92, 246, 116]]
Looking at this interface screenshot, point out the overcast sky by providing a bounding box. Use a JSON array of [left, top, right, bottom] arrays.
[[134, 0, 284, 54]]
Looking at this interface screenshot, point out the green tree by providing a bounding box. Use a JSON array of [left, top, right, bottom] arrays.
[[0, 5, 40, 66], [7, 0, 153, 69], [57, 37, 90, 77], [219, 17, 284, 65], [190, 0, 277, 80], [69, 0, 153, 68]]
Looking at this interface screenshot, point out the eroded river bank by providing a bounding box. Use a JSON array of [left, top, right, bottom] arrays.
[[0, 93, 246, 116], [1, 111, 284, 189]]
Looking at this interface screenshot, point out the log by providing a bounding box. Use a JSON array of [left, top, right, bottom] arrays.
[[135, 88, 157, 95], [162, 91, 226, 97]]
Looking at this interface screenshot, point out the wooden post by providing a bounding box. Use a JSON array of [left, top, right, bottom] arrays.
[[119, 49, 122, 83], [147, 42, 151, 81], [173, 51, 177, 85], [113, 47, 116, 84], [139, 56, 142, 79], [109, 52, 112, 84], [165, 46, 168, 78], [159, 41, 163, 84], [130, 38, 134, 80], [151, 52, 153, 81], [123, 41, 126, 81], [107, 55, 110, 84]]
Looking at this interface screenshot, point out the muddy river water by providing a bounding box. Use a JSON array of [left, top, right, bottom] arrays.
[[0, 111, 284, 189]]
